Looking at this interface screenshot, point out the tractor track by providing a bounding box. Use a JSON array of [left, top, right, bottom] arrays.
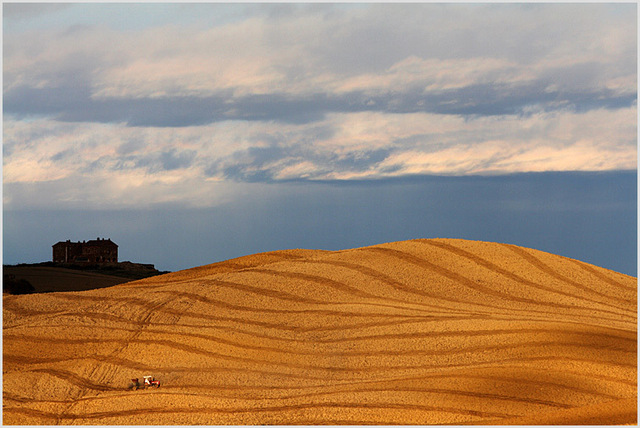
[[54, 293, 179, 424], [3, 239, 636, 425], [5, 325, 635, 360], [3, 400, 520, 421], [5, 359, 630, 404], [365, 246, 636, 322], [420, 240, 634, 310]]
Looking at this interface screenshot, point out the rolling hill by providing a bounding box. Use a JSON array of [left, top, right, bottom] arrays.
[[3, 266, 130, 294], [3, 239, 636, 425], [3, 262, 168, 294]]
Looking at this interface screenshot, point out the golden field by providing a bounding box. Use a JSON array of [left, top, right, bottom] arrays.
[[3, 238, 637, 425]]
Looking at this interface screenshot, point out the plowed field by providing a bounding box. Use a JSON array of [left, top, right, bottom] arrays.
[[3, 239, 636, 425]]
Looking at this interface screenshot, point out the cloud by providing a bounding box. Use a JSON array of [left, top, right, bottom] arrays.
[[4, 4, 635, 120], [4, 104, 635, 209], [4, 5, 635, 125], [3, 3, 71, 19], [2, 3, 636, 209], [5, 79, 635, 128]]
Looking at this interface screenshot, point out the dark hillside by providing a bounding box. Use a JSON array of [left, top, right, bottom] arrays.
[[3, 262, 169, 293]]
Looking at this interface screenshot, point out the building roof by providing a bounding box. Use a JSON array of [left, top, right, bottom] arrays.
[[53, 238, 118, 247], [85, 238, 118, 247]]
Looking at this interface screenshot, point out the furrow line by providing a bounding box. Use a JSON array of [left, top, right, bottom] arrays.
[[3, 307, 445, 334], [566, 258, 636, 291], [367, 247, 636, 321], [247, 267, 389, 300], [499, 243, 635, 308], [29, 368, 120, 392], [4, 280, 631, 329], [7, 325, 635, 348], [3, 370, 621, 404], [6, 327, 634, 359], [8, 335, 636, 373], [202, 278, 331, 305], [147, 289, 439, 318], [6, 353, 630, 396], [8, 308, 635, 342], [288, 256, 638, 327], [289, 258, 501, 315], [2, 402, 518, 420], [469, 364, 637, 388], [153, 384, 572, 409], [1, 385, 573, 410], [0, 406, 406, 425], [19, 356, 331, 382], [9, 352, 636, 392], [423, 240, 634, 311]]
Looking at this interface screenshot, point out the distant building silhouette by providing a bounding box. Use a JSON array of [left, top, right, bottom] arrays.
[[52, 238, 118, 263]]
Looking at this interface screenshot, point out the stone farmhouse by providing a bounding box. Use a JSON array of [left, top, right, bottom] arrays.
[[52, 238, 118, 263]]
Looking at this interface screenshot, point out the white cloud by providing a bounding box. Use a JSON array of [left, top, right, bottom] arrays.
[[2, 4, 636, 209], [4, 104, 635, 208], [332, 56, 531, 94], [377, 139, 636, 177], [4, 4, 635, 100]]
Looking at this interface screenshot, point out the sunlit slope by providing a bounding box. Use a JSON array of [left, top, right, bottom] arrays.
[[3, 239, 636, 425]]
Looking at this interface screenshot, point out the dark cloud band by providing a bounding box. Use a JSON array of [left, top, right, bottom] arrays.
[[5, 81, 635, 127]]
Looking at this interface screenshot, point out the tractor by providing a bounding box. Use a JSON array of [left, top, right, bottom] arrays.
[[129, 375, 160, 390]]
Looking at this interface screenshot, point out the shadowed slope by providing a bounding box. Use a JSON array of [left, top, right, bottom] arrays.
[[3, 239, 636, 425], [3, 266, 130, 293]]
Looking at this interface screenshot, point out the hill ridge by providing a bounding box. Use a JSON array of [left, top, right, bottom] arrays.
[[3, 238, 636, 425]]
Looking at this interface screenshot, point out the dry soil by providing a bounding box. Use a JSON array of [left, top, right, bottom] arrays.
[[3, 239, 636, 425]]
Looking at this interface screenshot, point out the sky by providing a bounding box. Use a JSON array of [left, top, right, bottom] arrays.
[[3, 3, 638, 276]]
